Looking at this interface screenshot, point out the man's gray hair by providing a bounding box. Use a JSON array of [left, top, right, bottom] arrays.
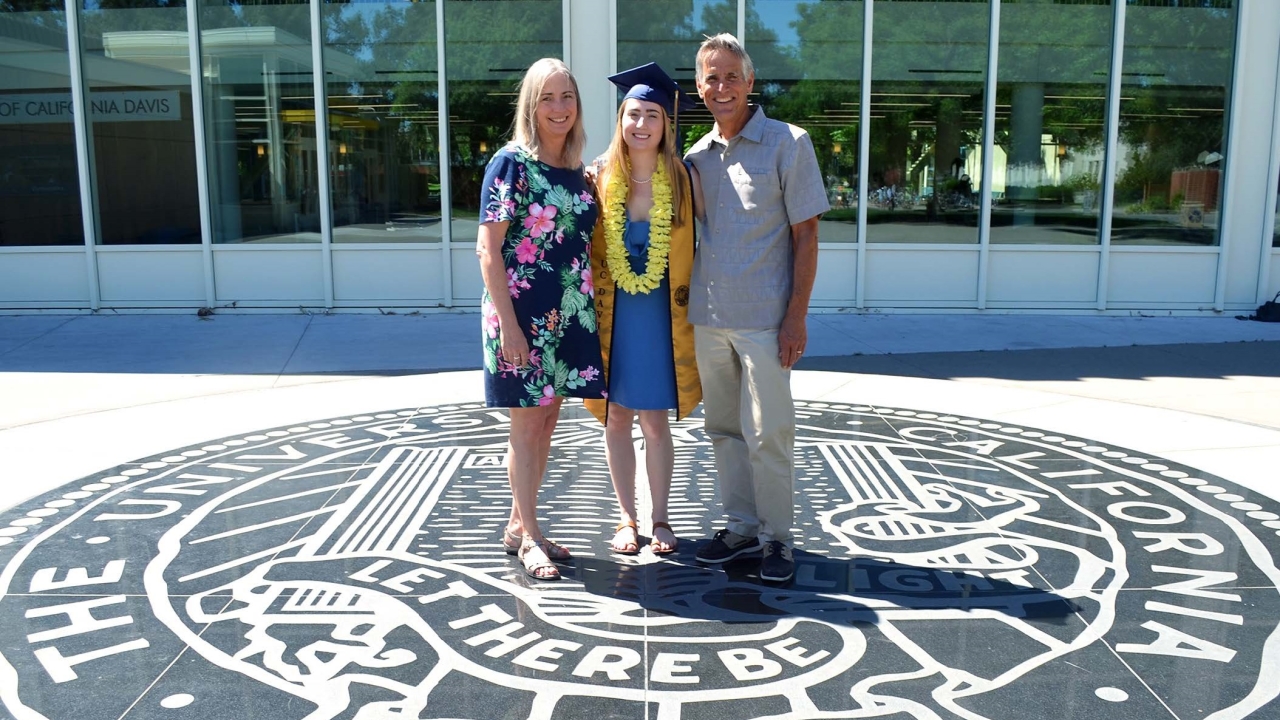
[[696, 33, 755, 83]]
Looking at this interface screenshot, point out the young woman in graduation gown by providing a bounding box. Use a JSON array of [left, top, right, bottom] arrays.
[[584, 63, 702, 557]]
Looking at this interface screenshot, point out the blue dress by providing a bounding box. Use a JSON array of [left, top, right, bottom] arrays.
[[608, 217, 677, 410]]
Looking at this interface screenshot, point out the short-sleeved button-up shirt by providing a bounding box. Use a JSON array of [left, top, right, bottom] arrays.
[[684, 105, 830, 329]]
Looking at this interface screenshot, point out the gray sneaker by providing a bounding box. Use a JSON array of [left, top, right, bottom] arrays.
[[695, 529, 762, 564], [759, 541, 795, 582]]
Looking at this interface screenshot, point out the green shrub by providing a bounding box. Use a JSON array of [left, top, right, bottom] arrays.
[[1065, 172, 1100, 192]]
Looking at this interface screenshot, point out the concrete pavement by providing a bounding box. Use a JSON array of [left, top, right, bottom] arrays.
[[1, 311, 1279, 720]]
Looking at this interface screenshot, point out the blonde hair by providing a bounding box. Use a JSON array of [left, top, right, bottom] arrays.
[[511, 58, 586, 168], [599, 98, 690, 229], [696, 32, 754, 83]]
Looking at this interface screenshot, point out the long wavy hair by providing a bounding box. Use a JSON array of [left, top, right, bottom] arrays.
[[511, 58, 586, 168], [598, 99, 690, 228]]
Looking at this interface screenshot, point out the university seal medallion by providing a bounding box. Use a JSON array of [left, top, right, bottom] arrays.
[[0, 402, 1278, 719]]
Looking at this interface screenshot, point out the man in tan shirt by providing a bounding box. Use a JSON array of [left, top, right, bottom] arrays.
[[685, 33, 829, 583]]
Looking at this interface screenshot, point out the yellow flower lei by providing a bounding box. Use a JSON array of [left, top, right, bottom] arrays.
[[604, 160, 672, 294]]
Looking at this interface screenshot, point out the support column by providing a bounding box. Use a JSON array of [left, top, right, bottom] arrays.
[[567, 0, 613, 163], [1259, 20, 1280, 304], [208, 63, 242, 243], [64, 0, 100, 310], [186, 1, 216, 307], [934, 99, 963, 187], [1096, 0, 1127, 311], [265, 57, 289, 232], [976, 0, 1001, 310], [310, 0, 335, 308], [855, 0, 872, 309], [1008, 82, 1045, 203], [437, 0, 453, 306]]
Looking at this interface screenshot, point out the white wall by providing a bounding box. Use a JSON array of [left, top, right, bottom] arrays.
[[1219, 0, 1280, 310], [332, 247, 444, 305], [96, 248, 205, 305], [0, 250, 90, 307], [211, 247, 324, 306], [568, 0, 615, 166]]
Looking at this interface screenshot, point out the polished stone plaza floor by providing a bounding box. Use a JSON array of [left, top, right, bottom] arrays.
[[0, 312, 1278, 720]]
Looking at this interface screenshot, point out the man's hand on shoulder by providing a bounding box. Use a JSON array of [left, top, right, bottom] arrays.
[[584, 156, 606, 186]]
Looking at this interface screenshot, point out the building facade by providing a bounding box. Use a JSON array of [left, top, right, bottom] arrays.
[[1, 0, 1278, 313]]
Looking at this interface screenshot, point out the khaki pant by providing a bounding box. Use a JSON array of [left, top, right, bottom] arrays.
[[694, 325, 794, 543]]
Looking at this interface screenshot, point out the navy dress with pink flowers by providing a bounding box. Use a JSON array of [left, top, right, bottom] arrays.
[[480, 144, 605, 407]]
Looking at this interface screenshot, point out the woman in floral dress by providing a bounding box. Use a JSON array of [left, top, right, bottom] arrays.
[[476, 58, 604, 581]]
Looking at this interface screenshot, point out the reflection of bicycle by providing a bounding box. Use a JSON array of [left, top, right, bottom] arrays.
[[940, 192, 974, 211], [871, 185, 913, 210]]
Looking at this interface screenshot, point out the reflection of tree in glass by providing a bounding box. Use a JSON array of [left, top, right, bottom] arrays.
[[1114, 3, 1234, 223], [860, 2, 987, 224], [617, 0, 699, 74], [78, 0, 189, 36], [700, 1, 792, 78], [326, 2, 439, 183], [995, 2, 1111, 179], [742, 2, 860, 186], [318, 1, 442, 226], [202, 0, 313, 40], [445, 0, 560, 214], [616, 0, 746, 156], [1, 0, 66, 30]]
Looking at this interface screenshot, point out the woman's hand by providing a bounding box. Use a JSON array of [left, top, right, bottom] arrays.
[[499, 322, 532, 368], [477, 219, 530, 370]]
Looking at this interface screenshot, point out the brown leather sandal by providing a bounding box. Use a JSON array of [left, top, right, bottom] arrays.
[[649, 522, 678, 556], [610, 521, 640, 555], [541, 537, 571, 560], [506, 526, 570, 559]]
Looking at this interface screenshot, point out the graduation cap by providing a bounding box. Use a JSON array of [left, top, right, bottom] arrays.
[[608, 62, 697, 138]]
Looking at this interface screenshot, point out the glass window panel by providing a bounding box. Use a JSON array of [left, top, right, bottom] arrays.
[[1274, 166, 1279, 248], [79, 0, 200, 245], [0, 0, 85, 247], [617, 0, 731, 157], [1113, 0, 1235, 246], [201, 0, 320, 243], [748, 0, 862, 243], [617, 0, 727, 77], [868, 0, 989, 245], [445, 0, 560, 247], [323, 0, 438, 244], [991, 0, 1111, 245]]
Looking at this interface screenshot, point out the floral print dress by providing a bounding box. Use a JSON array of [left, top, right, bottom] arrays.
[[480, 144, 606, 407]]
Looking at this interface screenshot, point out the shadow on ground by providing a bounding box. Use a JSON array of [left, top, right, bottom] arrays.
[[797, 341, 1280, 382]]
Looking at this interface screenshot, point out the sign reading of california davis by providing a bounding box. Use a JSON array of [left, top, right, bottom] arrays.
[[0, 402, 1278, 719]]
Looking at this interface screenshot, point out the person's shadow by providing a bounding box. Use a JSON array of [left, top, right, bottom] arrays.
[[562, 547, 1078, 627]]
